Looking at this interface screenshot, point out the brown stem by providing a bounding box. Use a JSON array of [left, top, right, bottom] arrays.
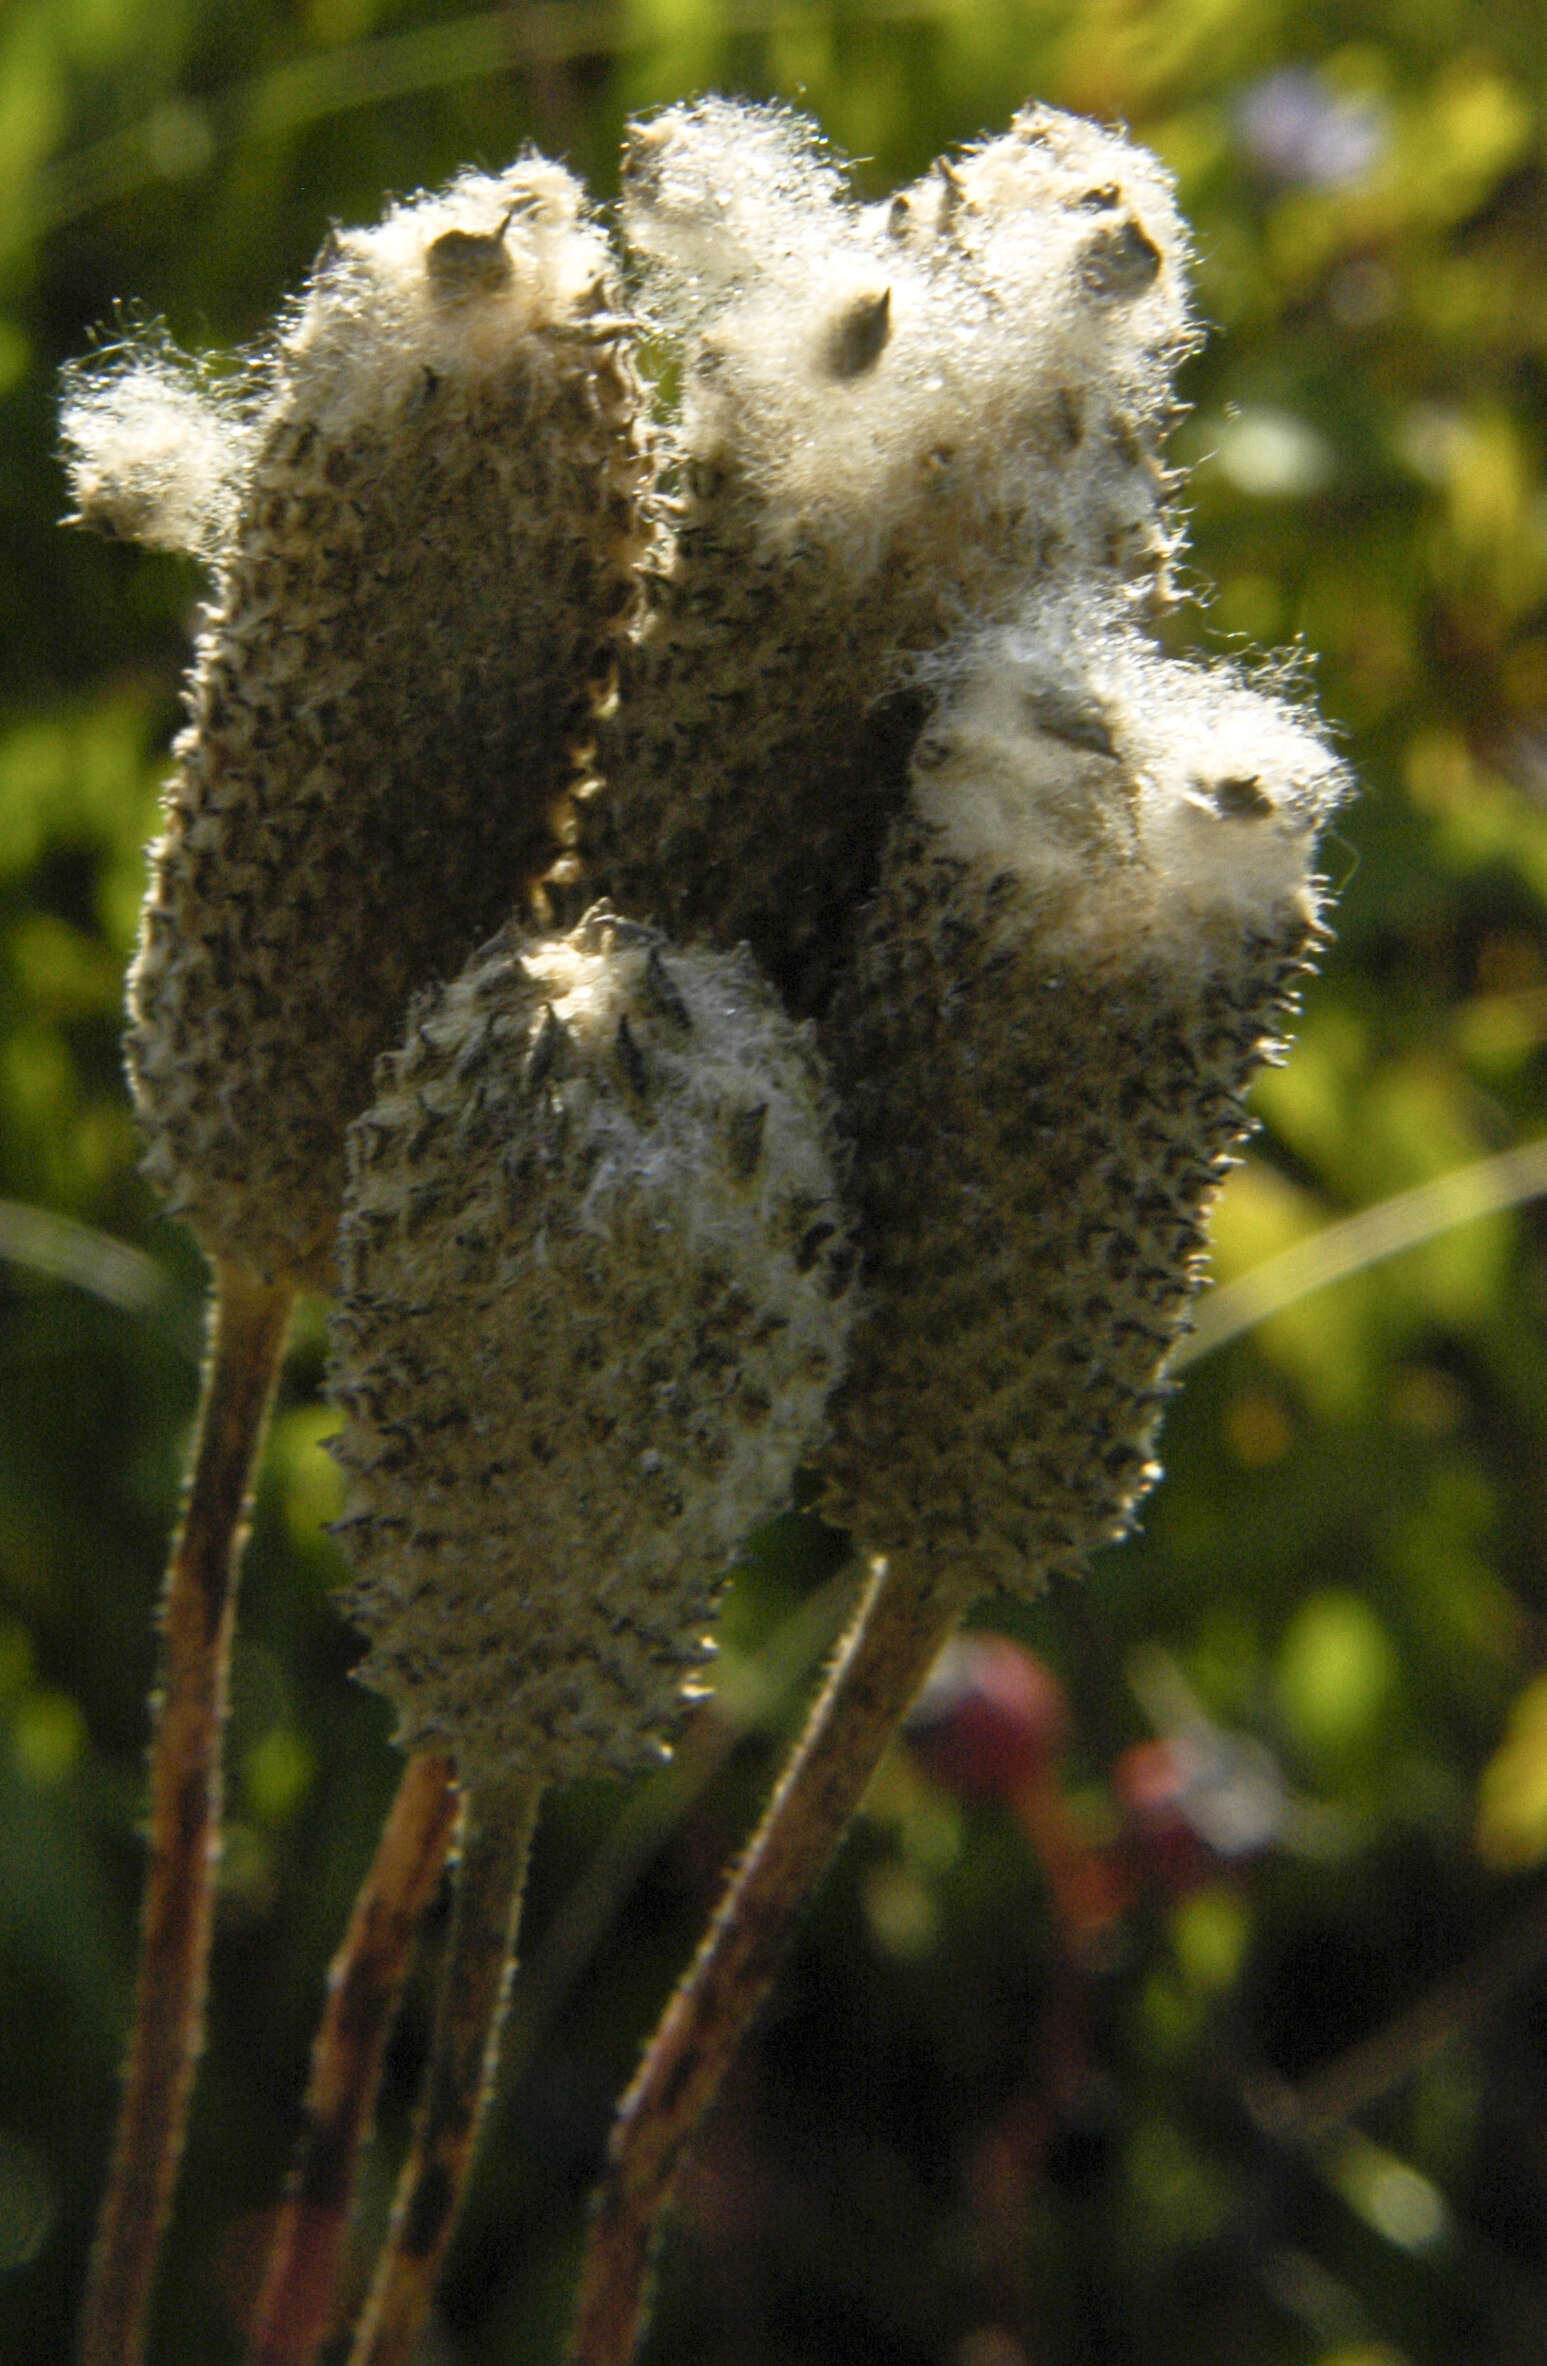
[[1245, 1876, 1547, 2148], [566, 1554, 971, 2366], [346, 1773, 543, 2366], [80, 1260, 294, 2366], [247, 1751, 461, 2366]]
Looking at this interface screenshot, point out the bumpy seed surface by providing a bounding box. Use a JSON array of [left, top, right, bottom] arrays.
[[121, 161, 652, 1287], [820, 608, 1344, 1592], [329, 909, 853, 1782]]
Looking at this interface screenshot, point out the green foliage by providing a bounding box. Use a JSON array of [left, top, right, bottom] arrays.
[[5, 3, 1547, 2361]]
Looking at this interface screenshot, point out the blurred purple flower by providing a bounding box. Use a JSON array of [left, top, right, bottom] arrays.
[[1235, 67, 1388, 189]]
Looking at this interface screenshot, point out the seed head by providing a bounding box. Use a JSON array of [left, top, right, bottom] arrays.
[[73, 160, 652, 1287], [820, 594, 1346, 1590], [329, 909, 854, 1782]]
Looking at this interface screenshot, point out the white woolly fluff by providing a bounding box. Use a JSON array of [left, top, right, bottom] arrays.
[[407, 929, 831, 1275], [280, 157, 613, 431], [622, 95, 847, 294], [59, 345, 254, 561], [62, 158, 614, 568], [911, 590, 1347, 952], [623, 98, 1193, 586]]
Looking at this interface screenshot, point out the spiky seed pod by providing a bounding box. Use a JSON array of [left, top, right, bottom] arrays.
[[819, 596, 1347, 1592], [328, 909, 853, 1784], [63, 160, 653, 1289], [575, 98, 1193, 1014]]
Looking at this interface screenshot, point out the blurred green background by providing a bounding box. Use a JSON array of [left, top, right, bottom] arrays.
[[6, 1, 1547, 2359]]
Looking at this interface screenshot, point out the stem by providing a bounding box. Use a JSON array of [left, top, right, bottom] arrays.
[[567, 1553, 971, 2366], [80, 1260, 294, 2366], [1246, 1876, 1547, 2147], [248, 1751, 460, 2366], [346, 1773, 543, 2366]]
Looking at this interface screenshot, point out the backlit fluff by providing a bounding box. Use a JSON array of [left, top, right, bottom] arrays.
[[580, 98, 1195, 1012], [61, 336, 257, 562]]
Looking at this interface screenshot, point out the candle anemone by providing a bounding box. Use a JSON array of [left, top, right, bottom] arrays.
[[821, 594, 1347, 1585], [64, 159, 651, 1289], [61, 88, 1353, 2366], [328, 908, 855, 1784], [316, 904, 855, 2365]]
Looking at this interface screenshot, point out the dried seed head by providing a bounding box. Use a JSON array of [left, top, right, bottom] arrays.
[[579, 98, 1195, 1014], [820, 595, 1346, 1592], [91, 158, 652, 1287], [620, 96, 1190, 602], [329, 909, 853, 1783]]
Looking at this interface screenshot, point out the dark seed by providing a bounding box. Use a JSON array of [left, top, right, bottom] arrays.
[[726, 1101, 768, 1181], [1212, 774, 1276, 819], [643, 946, 692, 1031], [615, 1012, 648, 1094], [825, 287, 893, 380], [795, 1219, 837, 1275], [523, 1003, 562, 1093], [426, 225, 516, 298], [1078, 218, 1162, 301]]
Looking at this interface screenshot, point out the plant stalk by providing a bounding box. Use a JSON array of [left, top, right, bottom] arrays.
[[346, 1773, 543, 2366], [80, 1260, 294, 2366], [248, 1750, 460, 2366], [566, 1553, 971, 2366]]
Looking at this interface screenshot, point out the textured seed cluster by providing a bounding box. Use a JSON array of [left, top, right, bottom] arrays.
[[71, 97, 1348, 1783], [329, 911, 853, 1780], [820, 601, 1346, 1588], [65, 160, 651, 1288], [576, 98, 1195, 1013]]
